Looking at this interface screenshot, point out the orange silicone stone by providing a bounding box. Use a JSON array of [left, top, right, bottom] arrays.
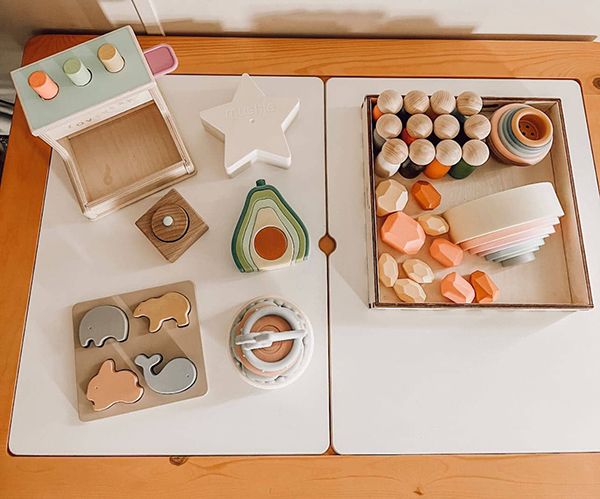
[[373, 105, 384, 121], [470, 270, 500, 303], [411, 181, 441, 210], [429, 238, 463, 267], [380, 212, 426, 255], [441, 272, 475, 304], [401, 128, 417, 145]]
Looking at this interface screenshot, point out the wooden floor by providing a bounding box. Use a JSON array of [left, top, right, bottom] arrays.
[[1, 34, 600, 498]]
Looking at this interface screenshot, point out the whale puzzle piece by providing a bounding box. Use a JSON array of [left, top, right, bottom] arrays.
[[133, 292, 191, 333], [86, 359, 144, 411], [79, 305, 129, 348], [134, 353, 197, 395]]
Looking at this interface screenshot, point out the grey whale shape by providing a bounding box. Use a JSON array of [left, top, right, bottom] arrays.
[[135, 353, 197, 395]]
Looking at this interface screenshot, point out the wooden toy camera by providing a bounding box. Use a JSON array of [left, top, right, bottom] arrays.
[[11, 26, 195, 220]]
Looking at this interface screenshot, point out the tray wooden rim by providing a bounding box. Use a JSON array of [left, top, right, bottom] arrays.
[[2, 33, 600, 498]]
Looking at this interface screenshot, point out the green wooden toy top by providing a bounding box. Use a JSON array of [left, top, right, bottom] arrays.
[[11, 26, 153, 134]]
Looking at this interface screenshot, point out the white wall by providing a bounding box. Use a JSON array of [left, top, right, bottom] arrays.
[[1, 0, 599, 103]]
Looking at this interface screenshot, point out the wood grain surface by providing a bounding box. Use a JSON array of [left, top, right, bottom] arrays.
[[1, 33, 600, 498]]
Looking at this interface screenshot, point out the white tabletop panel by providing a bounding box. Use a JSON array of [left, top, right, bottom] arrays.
[[9, 75, 329, 455], [326, 78, 600, 454]]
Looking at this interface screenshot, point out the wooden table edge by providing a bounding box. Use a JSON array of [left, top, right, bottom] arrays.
[[0, 33, 599, 498]]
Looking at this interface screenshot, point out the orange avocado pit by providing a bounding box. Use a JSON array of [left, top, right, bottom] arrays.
[[254, 226, 287, 260]]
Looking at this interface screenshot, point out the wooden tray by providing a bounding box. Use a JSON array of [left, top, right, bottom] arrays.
[[72, 281, 209, 421], [363, 95, 593, 309]]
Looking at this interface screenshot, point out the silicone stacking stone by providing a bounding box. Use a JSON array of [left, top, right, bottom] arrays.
[[380, 212, 426, 255], [401, 114, 433, 145], [411, 181, 441, 210], [429, 90, 456, 116], [378, 89, 403, 114], [464, 114, 491, 140], [417, 214, 450, 236], [374, 113, 403, 149], [424, 139, 462, 179], [402, 258, 434, 284], [376, 179, 408, 217], [441, 272, 475, 304], [378, 253, 399, 288], [433, 114, 460, 140], [430, 238, 463, 267], [399, 139, 435, 179], [449, 140, 489, 180], [393, 278, 427, 303], [455, 91, 483, 119], [374, 138, 408, 178], [470, 270, 500, 303]]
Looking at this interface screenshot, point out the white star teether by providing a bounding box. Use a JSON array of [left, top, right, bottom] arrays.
[[200, 73, 300, 177]]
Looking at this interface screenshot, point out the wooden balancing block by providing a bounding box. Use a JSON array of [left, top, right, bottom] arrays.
[[200, 73, 300, 178], [11, 26, 195, 220], [380, 211, 426, 255], [72, 281, 208, 421], [441, 272, 475, 304], [229, 297, 314, 389], [411, 180, 441, 210], [375, 179, 408, 216], [136, 189, 208, 263], [232, 179, 309, 272], [378, 252, 399, 288]]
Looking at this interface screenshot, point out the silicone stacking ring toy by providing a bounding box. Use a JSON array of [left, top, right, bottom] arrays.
[[488, 103, 553, 166], [229, 297, 314, 389]]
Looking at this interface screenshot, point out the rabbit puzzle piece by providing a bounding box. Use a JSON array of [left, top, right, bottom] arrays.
[[134, 292, 191, 332], [200, 73, 300, 177], [86, 359, 144, 411], [232, 179, 310, 272], [135, 353, 197, 395], [79, 305, 129, 347]]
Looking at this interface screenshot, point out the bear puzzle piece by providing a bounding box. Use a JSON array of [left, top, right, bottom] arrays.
[[393, 278, 427, 303], [135, 189, 208, 263], [134, 292, 191, 333], [380, 211, 426, 255], [232, 179, 309, 272], [200, 73, 300, 178], [79, 305, 129, 348], [86, 359, 144, 411], [135, 353, 197, 395], [378, 252, 399, 288]]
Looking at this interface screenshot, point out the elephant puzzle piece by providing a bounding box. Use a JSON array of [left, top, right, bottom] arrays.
[[86, 359, 144, 411], [134, 292, 191, 333], [135, 353, 197, 395], [200, 73, 300, 177], [232, 179, 310, 272], [79, 305, 129, 348]]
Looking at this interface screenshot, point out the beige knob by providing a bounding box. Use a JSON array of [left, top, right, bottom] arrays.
[[98, 44, 125, 73], [409, 139, 435, 166], [464, 114, 491, 140], [430, 90, 456, 115], [376, 113, 402, 140], [434, 114, 460, 140], [456, 91, 483, 116], [462, 140, 490, 166], [406, 114, 433, 139], [404, 90, 429, 115], [435, 140, 462, 167], [377, 90, 403, 114]]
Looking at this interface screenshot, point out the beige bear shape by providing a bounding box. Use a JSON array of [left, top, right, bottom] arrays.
[[134, 292, 191, 333]]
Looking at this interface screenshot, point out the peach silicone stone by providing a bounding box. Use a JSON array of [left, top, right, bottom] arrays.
[[441, 272, 475, 304], [402, 258, 434, 284], [429, 238, 463, 267], [411, 181, 442, 210], [378, 253, 399, 288], [375, 179, 408, 217], [470, 270, 500, 303], [417, 214, 449, 236], [380, 212, 426, 255], [393, 278, 427, 303]]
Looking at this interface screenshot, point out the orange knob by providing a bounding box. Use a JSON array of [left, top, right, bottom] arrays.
[[28, 71, 59, 100]]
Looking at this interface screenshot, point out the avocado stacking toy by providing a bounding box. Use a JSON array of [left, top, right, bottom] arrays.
[[232, 179, 310, 272]]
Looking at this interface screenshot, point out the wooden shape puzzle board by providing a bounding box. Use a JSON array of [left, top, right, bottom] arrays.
[[326, 78, 600, 454], [9, 75, 329, 455], [73, 281, 208, 421]]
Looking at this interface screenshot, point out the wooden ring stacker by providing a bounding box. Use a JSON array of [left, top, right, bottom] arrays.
[[151, 204, 189, 243]]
